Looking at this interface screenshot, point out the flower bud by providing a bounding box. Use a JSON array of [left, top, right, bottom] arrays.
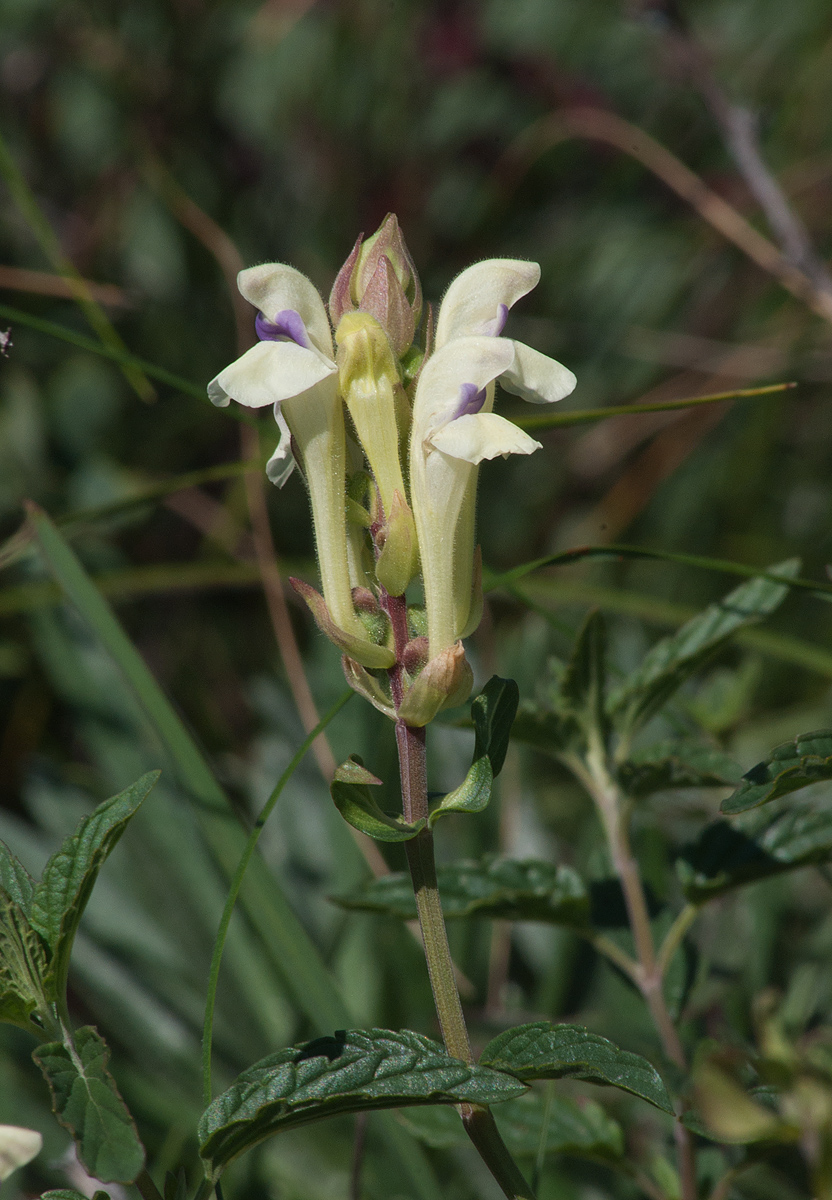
[[336, 312, 410, 531], [328, 216, 422, 356], [290, 577, 395, 669], [342, 655, 396, 719], [396, 641, 474, 727], [375, 488, 419, 597]]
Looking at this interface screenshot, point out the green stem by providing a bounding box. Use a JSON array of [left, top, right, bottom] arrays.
[[135, 1170, 165, 1200], [657, 904, 699, 979], [577, 736, 697, 1200], [394, 717, 534, 1200], [201, 690, 353, 1107]]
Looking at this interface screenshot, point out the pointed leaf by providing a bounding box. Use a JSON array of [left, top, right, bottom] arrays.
[[609, 561, 799, 733], [472, 676, 520, 777], [561, 610, 608, 737], [618, 742, 743, 798], [33, 1026, 145, 1183], [29, 772, 159, 1004], [428, 758, 493, 828], [678, 797, 832, 902], [0, 896, 49, 1029], [41, 1192, 101, 1200], [331, 759, 425, 842], [509, 703, 581, 755], [334, 858, 590, 925], [480, 1023, 673, 1113], [198, 1028, 526, 1179], [721, 729, 832, 814], [399, 1091, 624, 1160], [0, 843, 35, 914]]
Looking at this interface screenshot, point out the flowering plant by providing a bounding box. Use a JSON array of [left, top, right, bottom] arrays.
[[209, 216, 576, 726]]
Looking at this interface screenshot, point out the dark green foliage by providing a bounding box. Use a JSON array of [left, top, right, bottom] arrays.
[[679, 798, 832, 901], [33, 1027, 145, 1183], [608, 563, 799, 734], [618, 742, 743, 797], [330, 758, 425, 842], [198, 1029, 526, 1179], [334, 857, 590, 925], [721, 730, 832, 814], [29, 772, 160, 1003], [472, 676, 520, 777], [480, 1023, 673, 1113]]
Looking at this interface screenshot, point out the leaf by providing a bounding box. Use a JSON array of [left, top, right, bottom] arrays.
[[608, 561, 799, 734], [561, 610, 608, 738], [30, 508, 442, 1200], [198, 1028, 526, 1179], [720, 729, 832, 814], [331, 759, 425, 842], [472, 676, 520, 777], [427, 758, 493, 828], [0, 896, 49, 1029], [398, 1091, 624, 1160], [0, 843, 35, 914], [480, 1023, 673, 1113], [33, 1026, 145, 1183], [28, 772, 159, 1005], [508, 703, 580, 756], [678, 797, 832, 902], [333, 858, 590, 926], [41, 1191, 97, 1200], [617, 742, 743, 798]]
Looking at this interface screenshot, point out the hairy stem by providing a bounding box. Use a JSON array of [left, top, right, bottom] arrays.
[[577, 735, 697, 1200], [386, 590, 534, 1199]]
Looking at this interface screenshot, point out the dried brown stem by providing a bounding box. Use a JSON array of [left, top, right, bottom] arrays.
[[150, 160, 389, 874], [496, 105, 832, 324], [0, 265, 131, 307], [648, 9, 832, 300]]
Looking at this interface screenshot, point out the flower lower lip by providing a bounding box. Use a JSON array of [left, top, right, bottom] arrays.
[[453, 381, 487, 419], [255, 308, 311, 348]]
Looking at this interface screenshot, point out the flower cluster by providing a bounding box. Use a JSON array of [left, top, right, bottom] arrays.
[[209, 217, 576, 725]]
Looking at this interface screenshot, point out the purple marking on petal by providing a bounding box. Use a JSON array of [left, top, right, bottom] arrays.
[[453, 382, 487, 419], [255, 308, 312, 348], [480, 303, 508, 338]]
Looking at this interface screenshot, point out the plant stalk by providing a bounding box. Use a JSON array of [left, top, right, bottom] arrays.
[[580, 734, 698, 1200], [384, 590, 535, 1199]]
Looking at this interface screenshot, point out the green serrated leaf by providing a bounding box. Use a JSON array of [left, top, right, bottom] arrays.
[[0, 843, 36, 914], [399, 1090, 624, 1160], [618, 742, 743, 798], [561, 610, 608, 738], [428, 758, 493, 828], [198, 1028, 526, 1179], [330, 758, 425, 842], [720, 729, 832, 814], [608, 561, 799, 734], [0, 895, 49, 1029], [480, 1023, 673, 1113], [678, 797, 832, 901], [333, 858, 590, 926], [41, 1191, 97, 1200], [509, 703, 581, 755], [33, 1026, 145, 1183], [29, 772, 159, 1005], [472, 676, 520, 777]]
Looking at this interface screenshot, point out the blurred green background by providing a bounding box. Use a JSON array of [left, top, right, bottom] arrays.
[[2, 1, 832, 1197]]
